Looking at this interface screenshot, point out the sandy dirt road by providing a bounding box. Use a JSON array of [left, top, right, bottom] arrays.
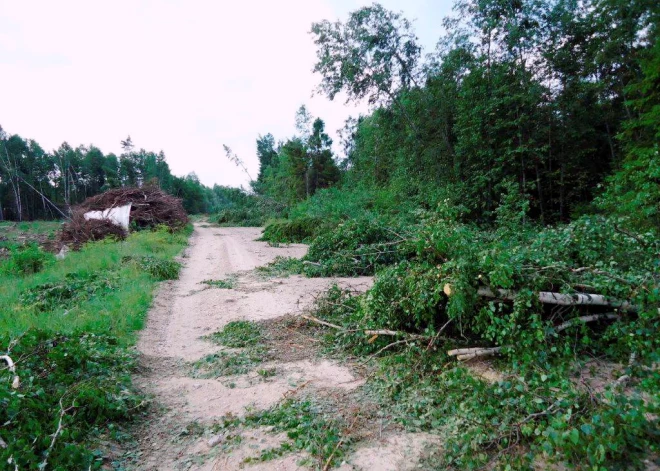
[[131, 224, 438, 470]]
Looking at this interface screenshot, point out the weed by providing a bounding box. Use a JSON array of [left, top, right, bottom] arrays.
[[122, 255, 181, 280], [21, 271, 119, 312], [202, 276, 237, 289], [222, 399, 348, 468], [257, 367, 278, 378], [192, 348, 269, 377], [2, 243, 53, 276], [255, 256, 304, 278], [195, 321, 270, 377], [208, 321, 262, 347]]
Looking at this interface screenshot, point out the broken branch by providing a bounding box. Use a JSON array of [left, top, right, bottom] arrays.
[[476, 287, 637, 312]]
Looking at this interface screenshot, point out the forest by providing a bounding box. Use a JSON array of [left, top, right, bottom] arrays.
[[0, 131, 245, 219], [219, 0, 660, 468], [240, 0, 659, 231]]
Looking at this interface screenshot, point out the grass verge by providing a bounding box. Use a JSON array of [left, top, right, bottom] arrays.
[[0, 224, 192, 470]]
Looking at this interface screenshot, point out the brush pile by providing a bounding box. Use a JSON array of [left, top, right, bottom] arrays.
[[59, 213, 127, 248], [59, 186, 188, 248]]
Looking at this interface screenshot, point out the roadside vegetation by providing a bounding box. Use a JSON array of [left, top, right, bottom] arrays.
[[0, 224, 191, 469], [216, 0, 660, 468]]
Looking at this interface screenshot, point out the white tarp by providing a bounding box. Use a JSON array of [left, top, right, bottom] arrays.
[[84, 203, 132, 230]]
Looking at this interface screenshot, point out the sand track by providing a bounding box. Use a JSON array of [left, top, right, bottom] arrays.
[[131, 224, 437, 471]]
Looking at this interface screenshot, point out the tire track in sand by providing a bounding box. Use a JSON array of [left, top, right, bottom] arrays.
[[132, 224, 372, 470]]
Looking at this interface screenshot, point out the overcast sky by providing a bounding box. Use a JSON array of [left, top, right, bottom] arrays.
[[0, 0, 452, 188]]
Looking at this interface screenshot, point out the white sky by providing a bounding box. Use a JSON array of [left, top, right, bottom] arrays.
[[0, 0, 451, 188]]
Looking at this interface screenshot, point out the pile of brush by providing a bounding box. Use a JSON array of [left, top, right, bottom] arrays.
[[59, 186, 188, 248]]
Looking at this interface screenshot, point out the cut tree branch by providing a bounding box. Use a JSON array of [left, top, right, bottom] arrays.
[[448, 314, 621, 361], [476, 287, 637, 312]]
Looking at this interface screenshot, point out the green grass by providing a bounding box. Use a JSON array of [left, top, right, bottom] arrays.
[[0, 220, 62, 252], [0, 220, 62, 236], [194, 321, 269, 377], [0, 225, 192, 470], [0, 226, 190, 341], [202, 275, 238, 289], [207, 321, 262, 347]]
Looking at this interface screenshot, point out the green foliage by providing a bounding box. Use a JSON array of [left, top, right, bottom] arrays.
[[202, 276, 237, 289], [122, 255, 181, 280], [599, 38, 660, 230], [364, 261, 446, 331], [369, 349, 660, 470], [2, 243, 53, 276], [21, 272, 119, 312], [208, 321, 262, 348], [303, 217, 413, 276], [0, 331, 144, 470], [260, 217, 329, 243], [251, 110, 341, 207], [218, 399, 348, 468]]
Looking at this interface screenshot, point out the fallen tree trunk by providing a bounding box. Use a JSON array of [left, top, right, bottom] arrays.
[[448, 284, 637, 311]]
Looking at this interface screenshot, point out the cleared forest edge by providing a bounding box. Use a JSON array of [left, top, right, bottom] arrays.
[[130, 224, 433, 470]]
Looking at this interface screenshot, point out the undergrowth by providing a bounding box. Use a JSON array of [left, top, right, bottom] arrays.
[[215, 398, 348, 468], [202, 275, 238, 289], [292, 202, 660, 469], [0, 224, 192, 469], [193, 321, 270, 377]]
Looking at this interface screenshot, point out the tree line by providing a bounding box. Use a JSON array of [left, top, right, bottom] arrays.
[[251, 0, 659, 230], [0, 130, 239, 220], [248, 105, 341, 206]]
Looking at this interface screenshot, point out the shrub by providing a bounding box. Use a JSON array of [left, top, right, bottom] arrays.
[[0, 331, 144, 470], [122, 255, 181, 280], [2, 244, 52, 276], [303, 217, 414, 276], [260, 217, 331, 243]]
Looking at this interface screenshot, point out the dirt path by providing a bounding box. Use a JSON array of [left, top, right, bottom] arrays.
[[131, 224, 437, 470]]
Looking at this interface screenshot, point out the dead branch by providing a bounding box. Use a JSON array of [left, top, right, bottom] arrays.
[[302, 315, 342, 330], [363, 329, 425, 338], [364, 339, 411, 362], [426, 318, 453, 351], [322, 413, 361, 471], [302, 315, 433, 340], [40, 398, 75, 470]]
